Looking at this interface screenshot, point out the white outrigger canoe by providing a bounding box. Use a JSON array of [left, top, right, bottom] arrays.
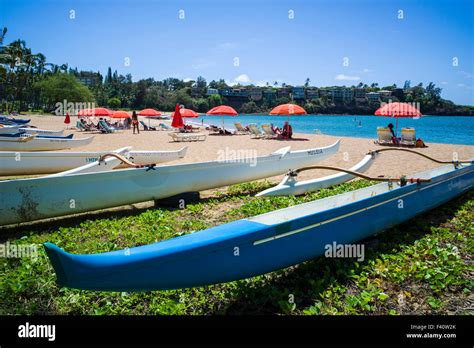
[[0, 124, 22, 134], [256, 153, 376, 196], [0, 135, 94, 151], [0, 146, 188, 176], [0, 140, 340, 226], [19, 128, 65, 136]]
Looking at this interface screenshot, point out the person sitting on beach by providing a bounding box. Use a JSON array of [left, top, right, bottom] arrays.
[[131, 111, 139, 134], [271, 124, 282, 135], [387, 123, 400, 145], [281, 121, 293, 139]]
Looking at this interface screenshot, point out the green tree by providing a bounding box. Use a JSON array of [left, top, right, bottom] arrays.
[[193, 98, 209, 113], [241, 101, 258, 114], [107, 97, 121, 109], [208, 94, 223, 108], [34, 74, 94, 110]]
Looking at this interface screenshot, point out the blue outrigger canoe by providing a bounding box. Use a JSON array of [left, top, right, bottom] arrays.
[[44, 162, 473, 291], [0, 116, 30, 125]]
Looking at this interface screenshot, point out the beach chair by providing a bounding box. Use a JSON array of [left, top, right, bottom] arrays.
[[208, 125, 222, 135], [400, 128, 416, 146], [248, 124, 265, 139], [168, 132, 207, 142], [76, 120, 96, 131], [140, 120, 156, 131], [261, 124, 280, 139], [375, 127, 393, 145], [234, 122, 249, 135], [159, 123, 172, 131], [98, 120, 116, 134], [76, 121, 87, 131]]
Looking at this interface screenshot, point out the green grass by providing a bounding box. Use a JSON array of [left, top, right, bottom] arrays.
[[0, 179, 472, 315]]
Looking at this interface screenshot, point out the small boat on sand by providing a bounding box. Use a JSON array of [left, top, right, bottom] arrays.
[[0, 116, 30, 125], [0, 124, 22, 134], [0, 140, 341, 226], [256, 153, 376, 196], [0, 134, 94, 151], [43, 159, 473, 291], [19, 128, 65, 136], [0, 147, 188, 176]]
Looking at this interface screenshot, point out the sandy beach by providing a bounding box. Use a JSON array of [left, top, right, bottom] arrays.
[[15, 115, 473, 185]]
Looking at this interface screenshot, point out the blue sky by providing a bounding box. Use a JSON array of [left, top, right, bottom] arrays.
[[2, 0, 473, 105]]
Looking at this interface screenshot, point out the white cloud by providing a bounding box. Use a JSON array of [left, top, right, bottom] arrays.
[[255, 80, 269, 87], [226, 74, 252, 86], [335, 74, 360, 81], [183, 77, 193, 82], [458, 71, 473, 79], [217, 42, 238, 50], [441, 81, 448, 85], [192, 58, 215, 70], [234, 74, 251, 84], [362, 68, 372, 73]]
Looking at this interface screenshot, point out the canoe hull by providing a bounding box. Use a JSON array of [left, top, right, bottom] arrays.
[[0, 141, 340, 225], [44, 163, 474, 291], [0, 147, 188, 175], [0, 136, 94, 151], [0, 125, 21, 134], [20, 128, 65, 136]]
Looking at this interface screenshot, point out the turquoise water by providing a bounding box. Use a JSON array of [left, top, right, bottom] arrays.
[[197, 115, 474, 145]]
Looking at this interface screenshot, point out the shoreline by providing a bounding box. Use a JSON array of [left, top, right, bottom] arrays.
[[3, 114, 473, 183]]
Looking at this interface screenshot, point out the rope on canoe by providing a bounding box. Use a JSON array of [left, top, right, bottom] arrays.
[[369, 148, 472, 165], [98, 153, 145, 168], [289, 165, 430, 184]]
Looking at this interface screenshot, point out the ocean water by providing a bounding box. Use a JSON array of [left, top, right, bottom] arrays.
[[196, 115, 474, 145]]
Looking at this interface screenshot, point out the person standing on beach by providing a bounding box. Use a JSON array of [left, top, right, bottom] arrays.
[[132, 111, 139, 134]]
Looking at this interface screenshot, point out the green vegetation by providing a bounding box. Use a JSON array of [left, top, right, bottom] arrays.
[[1, 27, 473, 115], [33, 74, 94, 110], [0, 179, 471, 315]]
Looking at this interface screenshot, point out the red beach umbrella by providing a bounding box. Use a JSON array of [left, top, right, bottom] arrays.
[[77, 108, 113, 117], [269, 104, 307, 115], [63, 112, 70, 129], [173, 108, 199, 118], [375, 102, 423, 133], [138, 108, 162, 117], [111, 111, 131, 119], [374, 102, 423, 118], [171, 104, 184, 128], [206, 105, 238, 130], [206, 105, 238, 116]]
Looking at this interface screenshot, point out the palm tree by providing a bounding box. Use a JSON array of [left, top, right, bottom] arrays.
[[304, 78, 310, 87]]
